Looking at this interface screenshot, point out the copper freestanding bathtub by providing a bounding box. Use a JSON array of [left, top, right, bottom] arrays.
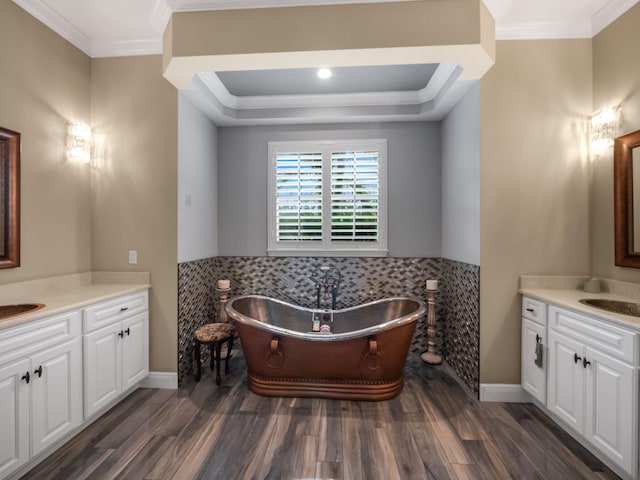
[[226, 295, 426, 401]]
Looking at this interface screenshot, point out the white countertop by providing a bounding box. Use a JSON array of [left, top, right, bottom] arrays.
[[0, 272, 150, 331], [520, 280, 640, 331]]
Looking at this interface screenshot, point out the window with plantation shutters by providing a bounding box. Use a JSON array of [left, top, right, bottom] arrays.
[[268, 140, 387, 256]]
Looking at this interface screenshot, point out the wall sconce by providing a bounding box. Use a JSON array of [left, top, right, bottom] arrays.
[[591, 106, 621, 156], [67, 122, 92, 164]]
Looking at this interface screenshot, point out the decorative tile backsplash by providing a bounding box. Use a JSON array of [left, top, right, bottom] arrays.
[[441, 259, 480, 397], [215, 256, 442, 309], [178, 257, 217, 383], [177, 255, 479, 396]]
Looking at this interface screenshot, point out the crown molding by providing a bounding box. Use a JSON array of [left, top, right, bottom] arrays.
[[168, 0, 417, 12], [91, 39, 163, 58], [150, 0, 173, 34], [197, 73, 238, 107], [13, 0, 640, 58], [12, 0, 92, 56], [488, 0, 639, 40], [591, 0, 640, 35], [181, 81, 476, 126], [418, 64, 462, 103], [496, 19, 593, 40], [12, 0, 163, 57], [481, 0, 506, 21]]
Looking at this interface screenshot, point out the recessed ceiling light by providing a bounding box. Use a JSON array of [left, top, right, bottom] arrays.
[[317, 68, 332, 79]]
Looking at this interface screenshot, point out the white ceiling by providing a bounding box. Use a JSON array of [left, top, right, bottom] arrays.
[[12, 0, 640, 125]]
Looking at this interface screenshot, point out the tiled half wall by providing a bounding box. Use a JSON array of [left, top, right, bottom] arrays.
[[178, 256, 479, 396], [441, 259, 480, 396]]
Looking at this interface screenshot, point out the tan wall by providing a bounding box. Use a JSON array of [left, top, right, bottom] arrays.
[[0, 3, 178, 373], [592, 3, 640, 283], [170, 1, 482, 58], [480, 40, 592, 383], [90, 56, 178, 372], [0, 1, 91, 285]]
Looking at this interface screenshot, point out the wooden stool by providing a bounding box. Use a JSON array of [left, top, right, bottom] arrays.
[[194, 323, 234, 385]]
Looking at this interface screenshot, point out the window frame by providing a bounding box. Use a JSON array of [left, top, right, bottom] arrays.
[[267, 139, 388, 257]]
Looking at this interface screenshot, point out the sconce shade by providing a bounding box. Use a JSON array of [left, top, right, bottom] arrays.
[[67, 122, 92, 163], [591, 106, 620, 155]]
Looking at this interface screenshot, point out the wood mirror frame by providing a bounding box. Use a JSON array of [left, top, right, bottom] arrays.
[[614, 129, 640, 268], [0, 126, 20, 269]]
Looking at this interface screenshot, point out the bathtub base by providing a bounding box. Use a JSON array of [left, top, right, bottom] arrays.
[[247, 373, 404, 401]]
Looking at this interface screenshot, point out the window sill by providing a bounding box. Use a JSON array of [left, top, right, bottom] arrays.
[[267, 249, 389, 257]]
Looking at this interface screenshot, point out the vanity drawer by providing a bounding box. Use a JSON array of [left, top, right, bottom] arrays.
[[83, 291, 148, 333], [522, 297, 547, 326], [0, 310, 81, 364], [549, 305, 638, 365]]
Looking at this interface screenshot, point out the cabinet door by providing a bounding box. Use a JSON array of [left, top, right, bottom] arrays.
[[121, 312, 149, 392], [547, 330, 585, 432], [30, 338, 83, 456], [585, 347, 636, 477], [84, 323, 122, 418], [521, 318, 546, 403], [0, 358, 30, 479]]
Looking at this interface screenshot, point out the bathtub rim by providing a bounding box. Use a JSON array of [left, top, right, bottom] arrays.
[[226, 294, 426, 342]]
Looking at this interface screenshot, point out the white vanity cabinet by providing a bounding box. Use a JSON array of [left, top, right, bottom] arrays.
[[0, 311, 82, 480], [0, 281, 150, 480], [83, 291, 149, 418], [0, 358, 30, 478], [521, 297, 547, 404], [546, 305, 638, 478]]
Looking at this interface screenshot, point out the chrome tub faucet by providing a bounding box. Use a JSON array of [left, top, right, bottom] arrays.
[[311, 266, 342, 310]]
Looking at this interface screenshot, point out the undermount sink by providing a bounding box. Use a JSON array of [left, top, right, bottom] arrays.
[[0, 303, 45, 320], [579, 298, 640, 318]]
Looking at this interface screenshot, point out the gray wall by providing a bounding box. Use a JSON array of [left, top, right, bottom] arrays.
[[441, 83, 480, 266], [217, 122, 441, 257], [178, 94, 219, 262]]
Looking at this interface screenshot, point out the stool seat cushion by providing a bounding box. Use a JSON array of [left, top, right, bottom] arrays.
[[195, 323, 235, 342]]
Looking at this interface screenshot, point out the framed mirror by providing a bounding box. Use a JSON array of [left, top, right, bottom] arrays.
[[614, 129, 640, 268], [0, 126, 20, 269]]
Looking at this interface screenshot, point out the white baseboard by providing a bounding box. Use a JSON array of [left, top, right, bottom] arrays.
[[479, 384, 532, 403], [140, 371, 178, 389]]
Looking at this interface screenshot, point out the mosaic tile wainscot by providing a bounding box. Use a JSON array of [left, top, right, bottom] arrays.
[[178, 256, 479, 396]]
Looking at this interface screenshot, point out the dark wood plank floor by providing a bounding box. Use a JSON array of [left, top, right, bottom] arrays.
[[22, 351, 620, 480]]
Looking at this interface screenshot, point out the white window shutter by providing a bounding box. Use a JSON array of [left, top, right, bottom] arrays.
[[275, 152, 323, 242], [330, 150, 380, 242]]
